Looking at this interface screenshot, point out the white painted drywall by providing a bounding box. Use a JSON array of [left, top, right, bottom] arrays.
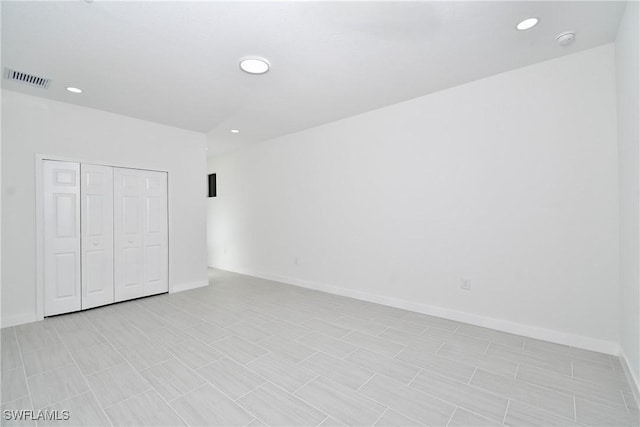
[[208, 45, 620, 352], [1, 90, 208, 327], [616, 1, 640, 388]]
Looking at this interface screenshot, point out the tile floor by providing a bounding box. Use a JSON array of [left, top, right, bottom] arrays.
[[1, 269, 638, 426]]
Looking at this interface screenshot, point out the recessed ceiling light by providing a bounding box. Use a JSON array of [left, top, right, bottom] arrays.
[[516, 17, 539, 31], [239, 57, 270, 75], [230, 129, 240, 134], [66, 87, 83, 94]]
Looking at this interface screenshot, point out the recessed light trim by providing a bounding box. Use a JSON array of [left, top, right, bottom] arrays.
[[230, 129, 240, 134], [239, 57, 270, 74], [516, 17, 539, 31], [66, 87, 83, 93]]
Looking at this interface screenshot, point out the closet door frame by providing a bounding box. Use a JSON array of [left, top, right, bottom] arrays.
[[35, 154, 171, 321]]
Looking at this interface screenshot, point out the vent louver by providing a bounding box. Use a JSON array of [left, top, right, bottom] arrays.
[[4, 68, 51, 89]]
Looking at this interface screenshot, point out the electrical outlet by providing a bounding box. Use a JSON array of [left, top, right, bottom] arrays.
[[294, 256, 299, 265], [460, 278, 471, 290]]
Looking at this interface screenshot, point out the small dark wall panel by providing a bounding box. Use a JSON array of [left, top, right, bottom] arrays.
[[208, 174, 216, 197]]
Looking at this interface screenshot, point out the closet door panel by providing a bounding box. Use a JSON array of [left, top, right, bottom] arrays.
[[44, 160, 81, 316], [81, 164, 114, 309], [114, 169, 145, 302], [142, 171, 168, 296]]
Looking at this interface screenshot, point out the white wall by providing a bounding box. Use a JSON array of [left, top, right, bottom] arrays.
[[208, 44, 620, 353], [616, 1, 640, 389], [2, 90, 209, 326]]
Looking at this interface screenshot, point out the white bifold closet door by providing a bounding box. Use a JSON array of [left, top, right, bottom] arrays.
[[43, 160, 81, 316], [114, 168, 168, 302], [81, 164, 114, 309]]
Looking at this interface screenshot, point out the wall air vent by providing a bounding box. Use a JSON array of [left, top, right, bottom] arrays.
[[4, 68, 51, 89]]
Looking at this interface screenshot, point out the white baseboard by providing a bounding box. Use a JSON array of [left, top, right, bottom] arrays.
[[620, 348, 640, 407], [2, 281, 209, 328], [214, 265, 620, 356], [1, 313, 38, 328], [171, 280, 208, 293]]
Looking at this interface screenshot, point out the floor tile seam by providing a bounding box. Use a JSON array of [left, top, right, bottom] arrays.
[[22, 358, 77, 379], [315, 414, 330, 427], [369, 407, 389, 427], [98, 386, 154, 411], [49, 322, 114, 426], [134, 377, 191, 427], [9, 326, 35, 414], [390, 344, 409, 359], [237, 377, 332, 426], [620, 389, 633, 414], [405, 369, 511, 424], [76, 357, 132, 378], [379, 335, 441, 352], [409, 380, 507, 426], [138, 355, 193, 376], [340, 346, 364, 361], [451, 404, 508, 427], [367, 319, 427, 336], [93, 328, 187, 426], [13, 339, 64, 358], [83, 313, 143, 351], [341, 349, 422, 383], [294, 350, 321, 367], [513, 363, 520, 380], [231, 381, 269, 403], [124, 349, 177, 372], [452, 331, 524, 349], [290, 375, 321, 395], [194, 332, 232, 346], [404, 368, 424, 387], [501, 399, 511, 425], [522, 348, 614, 369], [465, 371, 584, 422], [391, 350, 438, 373], [519, 338, 526, 351], [438, 340, 520, 365], [433, 348, 540, 382], [468, 367, 479, 385], [34, 389, 98, 415], [350, 376, 442, 427], [336, 333, 408, 359], [304, 382, 390, 427], [243, 350, 275, 367], [0, 394, 32, 408], [492, 351, 612, 379], [297, 345, 380, 381], [444, 406, 459, 427], [515, 361, 632, 396], [165, 355, 263, 423], [294, 332, 365, 359], [212, 335, 273, 359]]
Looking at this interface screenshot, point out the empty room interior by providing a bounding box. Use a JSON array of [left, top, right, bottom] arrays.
[[1, 1, 639, 426]]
